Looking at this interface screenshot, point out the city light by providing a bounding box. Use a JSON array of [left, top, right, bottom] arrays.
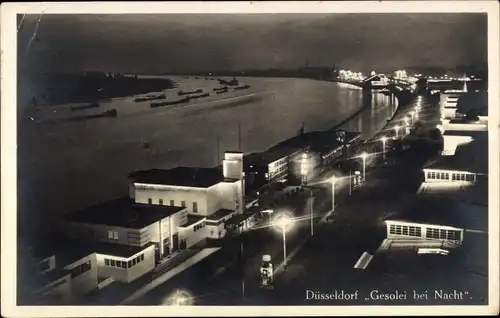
[[331, 175, 337, 212], [394, 125, 400, 139], [165, 289, 193, 306], [359, 152, 369, 181], [339, 69, 366, 82], [273, 212, 294, 270], [301, 153, 309, 185], [380, 136, 388, 161]]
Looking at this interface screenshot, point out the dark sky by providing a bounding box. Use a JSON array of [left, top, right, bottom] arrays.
[[18, 13, 487, 74]]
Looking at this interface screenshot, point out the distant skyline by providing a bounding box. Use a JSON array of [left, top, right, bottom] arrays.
[[18, 13, 487, 75]]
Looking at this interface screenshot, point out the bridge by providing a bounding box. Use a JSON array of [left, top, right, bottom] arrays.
[[336, 73, 414, 95], [337, 73, 413, 90]]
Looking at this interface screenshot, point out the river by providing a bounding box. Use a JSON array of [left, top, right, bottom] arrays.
[[18, 76, 398, 235]]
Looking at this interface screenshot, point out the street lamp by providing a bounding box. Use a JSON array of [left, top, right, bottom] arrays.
[[300, 153, 308, 186], [380, 136, 388, 161], [394, 125, 400, 139], [359, 152, 368, 181], [169, 289, 191, 306], [273, 213, 293, 270], [331, 175, 336, 213]]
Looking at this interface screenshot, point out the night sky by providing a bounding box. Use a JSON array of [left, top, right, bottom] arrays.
[[17, 13, 487, 74]]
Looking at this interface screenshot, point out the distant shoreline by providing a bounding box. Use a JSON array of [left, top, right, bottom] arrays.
[[18, 73, 176, 109]]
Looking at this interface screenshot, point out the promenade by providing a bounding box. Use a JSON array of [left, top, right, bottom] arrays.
[[127, 88, 446, 306]]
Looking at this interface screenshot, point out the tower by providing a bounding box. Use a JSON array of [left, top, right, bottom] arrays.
[[223, 151, 244, 214]]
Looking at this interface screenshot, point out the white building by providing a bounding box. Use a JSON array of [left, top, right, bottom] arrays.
[[424, 120, 487, 184], [385, 110, 488, 249], [128, 152, 245, 240], [20, 240, 99, 304], [62, 197, 188, 283]]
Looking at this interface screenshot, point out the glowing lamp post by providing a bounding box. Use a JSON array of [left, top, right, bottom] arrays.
[[331, 175, 336, 212], [360, 152, 368, 182], [394, 125, 400, 139], [380, 136, 388, 161], [273, 213, 293, 270], [300, 153, 308, 186]]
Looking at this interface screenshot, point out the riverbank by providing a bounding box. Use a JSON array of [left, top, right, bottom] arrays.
[[18, 72, 176, 109]]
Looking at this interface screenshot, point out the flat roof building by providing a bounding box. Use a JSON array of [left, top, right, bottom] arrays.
[[61, 196, 187, 284], [128, 152, 245, 241], [129, 167, 227, 188]]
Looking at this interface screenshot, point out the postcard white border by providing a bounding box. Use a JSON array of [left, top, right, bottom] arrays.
[[1, 1, 499, 317]]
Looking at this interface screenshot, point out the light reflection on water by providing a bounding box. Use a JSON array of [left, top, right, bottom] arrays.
[[18, 77, 398, 224]]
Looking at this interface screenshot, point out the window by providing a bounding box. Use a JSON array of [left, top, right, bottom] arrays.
[[193, 201, 198, 213], [132, 258, 137, 266], [426, 228, 441, 239], [148, 198, 153, 204], [105, 259, 110, 266], [402, 226, 409, 236], [121, 261, 127, 268], [181, 201, 186, 208], [140, 254, 144, 261], [38, 259, 51, 272], [110, 259, 116, 267], [108, 230, 119, 240], [159, 199, 163, 205], [128, 260, 133, 268], [408, 226, 422, 237], [466, 174, 475, 182], [70, 261, 91, 279], [170, 200, 175, 206]]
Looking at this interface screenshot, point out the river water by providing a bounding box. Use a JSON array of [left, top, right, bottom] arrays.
[[18, 76, 398, 233]]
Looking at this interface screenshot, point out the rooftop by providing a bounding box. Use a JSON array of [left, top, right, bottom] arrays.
[[244, 146, 304, 167], [90, 241, 155, 259], [387, 185, 488, 232], [65, 197, 185, 229], [206, 208, 235, 222], [225, 212, 255, 225], [272, 131, 342, 154], [180, 215, 206, 227], [27, 234, 96, 266], [428, 129, 488, 174], [129, 166, 224, 188]]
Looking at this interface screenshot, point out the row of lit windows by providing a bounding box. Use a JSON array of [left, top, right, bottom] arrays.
[[271, 157, 287, 168], [104, 254, 145, 269], [427, 171, 450, 180], [70, 261, 92, 279], [452, 173, 474, 182], [147, 198, 198, 213], [427, 171, 474, 182], [426, 228, 461, 240], [389, 224, 422, 238]]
